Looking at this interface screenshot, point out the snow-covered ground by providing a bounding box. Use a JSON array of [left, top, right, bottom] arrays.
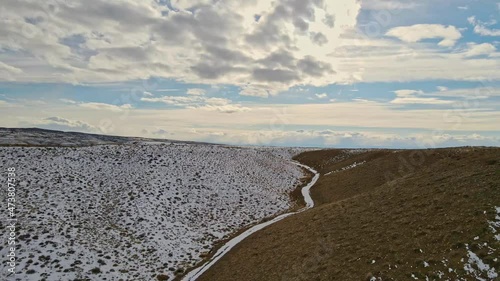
[[0, 142, 308, 280]]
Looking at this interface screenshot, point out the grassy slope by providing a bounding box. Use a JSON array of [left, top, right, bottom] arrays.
[[197, 147, 500, 280]]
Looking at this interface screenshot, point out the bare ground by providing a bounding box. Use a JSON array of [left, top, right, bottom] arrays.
[[197, 147, 500, 281]]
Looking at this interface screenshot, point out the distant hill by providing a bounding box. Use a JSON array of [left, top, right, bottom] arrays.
[[0, 127, 202, 146]]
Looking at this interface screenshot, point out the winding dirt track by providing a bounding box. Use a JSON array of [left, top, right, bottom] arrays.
[[181, 161, 319, 281]]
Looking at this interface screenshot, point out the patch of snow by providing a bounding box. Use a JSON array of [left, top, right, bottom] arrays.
[[325, 160, 367, 176], [0, 144, 307, 280], [463, 244, 498, 280], [488, 206, 500, 236]]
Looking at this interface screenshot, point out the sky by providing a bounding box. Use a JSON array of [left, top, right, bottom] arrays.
[[0, 0, 499, 148]]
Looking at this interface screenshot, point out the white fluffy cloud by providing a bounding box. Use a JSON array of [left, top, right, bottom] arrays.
[[386, 24, 462, 47], [239, 85, 270, 98], [468, 16, 500, 36], [198, 104, 251, 113], [0, 0, 361, 93], [0, 61, 23, 74], [58, 99, 133, 111], [391, 89, 453, 104], [79, 102, 133, 111], [423, 87, 500, 100], [331, 35, 500, 82], [141, 95, 206, 106], [0, 0, 500, 97], [0, 0, 498, 96], [462, 43, 496, 58], [186, 88, 206, 96], [141, 94, 249, 113]]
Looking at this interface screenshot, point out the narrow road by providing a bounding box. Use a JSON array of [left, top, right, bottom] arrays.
[[181, 161, 319, 281]]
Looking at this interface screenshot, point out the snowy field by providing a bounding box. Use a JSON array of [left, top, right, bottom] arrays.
[[0, 141, 308, 280]]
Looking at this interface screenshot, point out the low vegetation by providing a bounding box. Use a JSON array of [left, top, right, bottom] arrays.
[[197, 147, 500, 281], [0, 141, 307, 280]]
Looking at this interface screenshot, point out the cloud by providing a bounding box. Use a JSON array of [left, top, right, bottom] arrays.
[[141, 94, 248, 113], [457, 5, 468, 10], [361, 0, 419, 10], [310, 32, 328, 46], [5, 94, 500, 147], [186, 88, 206, 96], [156, 89, 180, 92], [297, 56, 334, 77], [142, 91, 154, 97], [198, 104, 251, 113], [178, 128, 500, 148], [37, 116, 98, 132], [423, 87, 500, 100], [462, 43, 496, 58], [468, 16, 500, 36], [204, 97, 230, 106], [437, 86, 448, 92], [59, 98, 78, 104], [150, 128, 173, 136], [170, 0, 212, 10], [331, 36, 500, 82], [315, 93, 328, 99], [239, 85, 270, 98], [390, 89, 453, 104], [390, 97, 453, 105], [0, 0, 361, 93], [386, 24, 462, 46], [141, 95, 204, 106], [393, 89, 422, 97], [1, 0, 497, 93], [58, 99, 133, 111], [252, 68, 299, 83], [79, 102, 133, 111], [0, 61, 23, 74]]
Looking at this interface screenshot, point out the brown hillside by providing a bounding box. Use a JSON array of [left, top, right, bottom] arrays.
[[197, 147, 500, 281]]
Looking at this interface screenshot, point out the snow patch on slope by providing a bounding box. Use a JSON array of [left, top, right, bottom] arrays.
[[463, 244, 498, 280], [0, 143, 306, 280], [325, 160, 367, 176]]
